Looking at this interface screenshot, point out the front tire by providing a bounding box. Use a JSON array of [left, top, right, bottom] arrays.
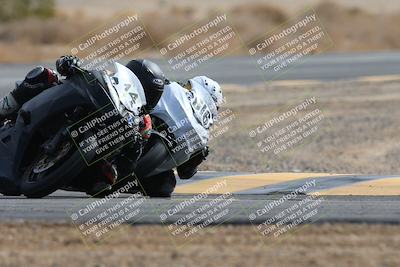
[[21, 144, 86, 198]]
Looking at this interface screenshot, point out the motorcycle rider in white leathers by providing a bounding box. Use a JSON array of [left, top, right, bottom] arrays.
[[173, 76, 224, 179]]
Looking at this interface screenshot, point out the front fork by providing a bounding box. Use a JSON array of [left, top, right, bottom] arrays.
[[42, 127, 69, 156]]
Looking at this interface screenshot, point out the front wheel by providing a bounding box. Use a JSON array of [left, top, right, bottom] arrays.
[[20, 141, 87, 198]]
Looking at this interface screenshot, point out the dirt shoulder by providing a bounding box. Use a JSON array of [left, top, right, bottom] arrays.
[[201, 79, 400, 175], [2, 1, 400, 62], [0, 222, 399, 267]]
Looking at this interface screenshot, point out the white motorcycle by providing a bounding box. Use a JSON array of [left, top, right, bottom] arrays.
[[109, 77, 223, 197]]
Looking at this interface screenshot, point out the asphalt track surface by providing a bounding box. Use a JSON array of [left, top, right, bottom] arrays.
[[1, 52, 400, 225], [0, 172, 400, 224], [1, 52, 400, 91]]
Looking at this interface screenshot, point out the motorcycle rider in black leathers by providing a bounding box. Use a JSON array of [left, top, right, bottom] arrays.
[[0, 56, 207, 197]]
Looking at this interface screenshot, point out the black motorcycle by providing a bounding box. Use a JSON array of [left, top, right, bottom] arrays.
[[0, 63, 147, 198]]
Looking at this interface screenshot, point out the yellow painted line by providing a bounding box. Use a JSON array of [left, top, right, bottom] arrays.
[[271, 80, 322, 87], [271, 75, 400, 86], [175, 172, 337, 194], [223, 75, 400, 92], [357, 75, 400, 83], [314, 177, 400, 196]]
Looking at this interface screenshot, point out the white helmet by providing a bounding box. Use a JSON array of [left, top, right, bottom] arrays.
[[190, 76, 224, 108]]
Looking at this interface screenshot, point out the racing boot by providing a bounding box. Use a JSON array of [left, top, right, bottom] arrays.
[[177, 147, 209, 179], [85, 161, 119, 197], [61, 161, 118, 197]]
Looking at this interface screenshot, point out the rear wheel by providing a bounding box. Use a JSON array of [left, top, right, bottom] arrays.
[[135, 136, 172, 177], [122, 137, 176, 197], [87, 136, 175, 197], [139, 170, 176, 197]]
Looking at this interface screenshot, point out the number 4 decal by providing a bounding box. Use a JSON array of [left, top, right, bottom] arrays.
[[124, 83, 138, 103], [124, 83, 131, 91]]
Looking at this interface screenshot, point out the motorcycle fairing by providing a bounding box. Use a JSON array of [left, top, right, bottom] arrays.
[[151, 82, 209, 165], [0, 80, 94, 195], [106, 63, 147, 117]]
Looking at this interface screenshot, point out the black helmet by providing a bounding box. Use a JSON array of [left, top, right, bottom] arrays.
[[125, 59, 165, 112]]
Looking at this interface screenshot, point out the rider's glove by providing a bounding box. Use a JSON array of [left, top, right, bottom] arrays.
[[56, 55, 81, 77]]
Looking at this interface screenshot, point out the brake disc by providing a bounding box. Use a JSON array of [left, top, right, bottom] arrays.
[[33, 142, 71, 174]]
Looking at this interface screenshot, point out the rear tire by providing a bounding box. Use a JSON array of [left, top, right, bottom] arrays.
[[139, 170, 176, 197], [88, 136, 175, 197], [135, 137, 176, 197], [135, 135, 173, 177]]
